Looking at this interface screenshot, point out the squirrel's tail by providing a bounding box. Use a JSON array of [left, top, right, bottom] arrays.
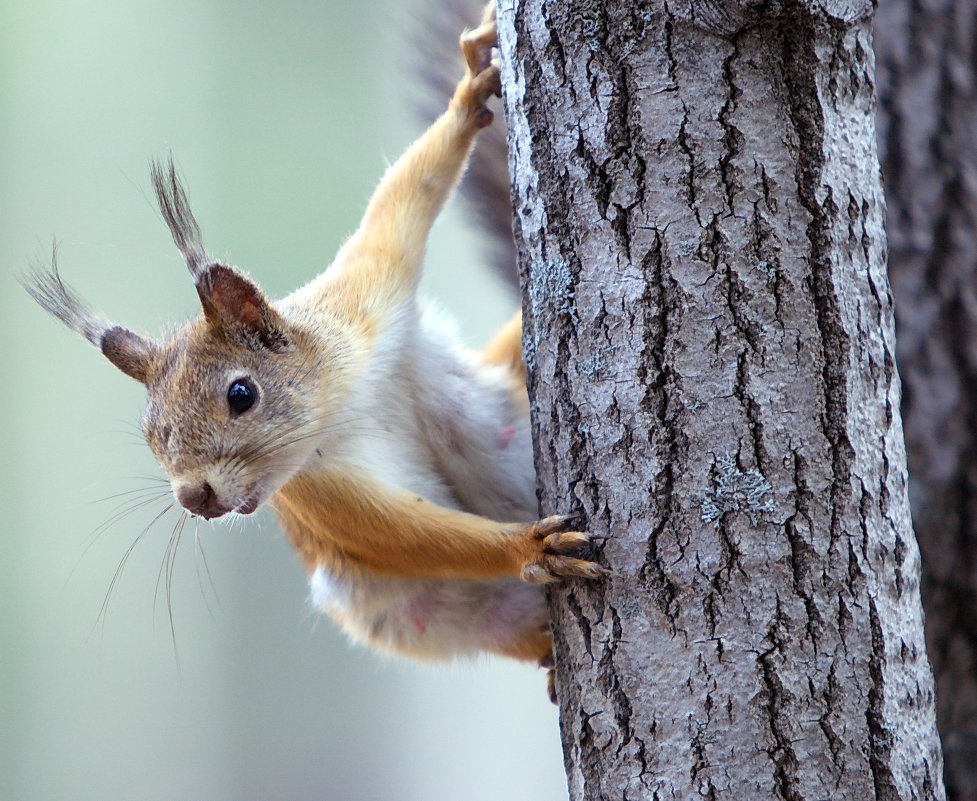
[[411, 0, 519, 290]]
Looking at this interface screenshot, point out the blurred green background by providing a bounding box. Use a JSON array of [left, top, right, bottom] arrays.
[[0, 1, 567, 799]]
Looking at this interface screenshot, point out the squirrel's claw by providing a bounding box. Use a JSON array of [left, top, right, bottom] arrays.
[[520, 514, 608, 584], [460, 5, 498, 75], [455, 5, 500, 126]]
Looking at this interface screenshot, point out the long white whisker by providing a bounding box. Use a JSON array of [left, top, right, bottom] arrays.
[[90, 501, 175, 640], [193, 517, 223, 618], [154, 510, 188, 671]]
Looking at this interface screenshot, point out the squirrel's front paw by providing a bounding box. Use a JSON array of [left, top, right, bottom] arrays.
[[456, 9, 501, 127], [519, 514, 608, 585]]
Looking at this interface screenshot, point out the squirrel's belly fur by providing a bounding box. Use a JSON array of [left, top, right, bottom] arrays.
[[310, 568, 547, 661]]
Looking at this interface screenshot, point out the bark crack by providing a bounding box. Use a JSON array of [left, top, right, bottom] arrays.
[[780, 8, 856, 552], [758, 603, 806, 801], [718, 32, 744, 213], [867, 598, 901, 801]]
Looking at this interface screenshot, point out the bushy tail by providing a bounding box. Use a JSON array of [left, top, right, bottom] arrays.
[[410, 0, 519, 290]]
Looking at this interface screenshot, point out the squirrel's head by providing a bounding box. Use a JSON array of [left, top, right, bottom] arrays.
[[25, 159, 347, 519]]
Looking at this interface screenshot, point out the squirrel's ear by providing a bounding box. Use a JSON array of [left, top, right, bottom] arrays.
[[151, 159, 290, 352], [23, 258, 157, 385], [196, 263, 290, 352], [100, 326, 156, 383]]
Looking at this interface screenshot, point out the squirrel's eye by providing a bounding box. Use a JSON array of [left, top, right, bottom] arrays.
[[227, 378, 257, 415]]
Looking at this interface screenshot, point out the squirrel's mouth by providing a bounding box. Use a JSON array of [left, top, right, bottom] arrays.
[[234, 489, 263, 516]]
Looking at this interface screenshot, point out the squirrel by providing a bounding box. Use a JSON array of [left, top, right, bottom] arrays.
[[24, 4, 605, 700]]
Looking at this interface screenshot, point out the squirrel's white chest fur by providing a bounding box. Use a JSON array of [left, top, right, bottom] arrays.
[[305, 299, 536, 518]]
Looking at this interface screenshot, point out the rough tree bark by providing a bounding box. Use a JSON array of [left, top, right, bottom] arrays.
[[497, 1, 945, 798], [875, 4, 977, 798]]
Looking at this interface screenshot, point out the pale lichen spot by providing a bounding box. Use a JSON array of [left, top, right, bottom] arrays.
[[700, 453, 774, 525]]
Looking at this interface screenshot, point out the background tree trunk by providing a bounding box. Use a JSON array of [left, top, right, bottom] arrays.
[[875, 4, 977, 798], [498, 1, 946, 798]]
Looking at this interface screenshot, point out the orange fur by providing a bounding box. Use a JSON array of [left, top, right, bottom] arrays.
[[273, 467, 602, 588], [302, 27, 501, 326], [481, 311, 527, 395], [274, 468, 528, 579]]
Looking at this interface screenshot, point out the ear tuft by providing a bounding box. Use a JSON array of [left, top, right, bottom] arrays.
[[151, 156, 207, 277], [22, 250, 106, 347], [23, 246, 156, 384]]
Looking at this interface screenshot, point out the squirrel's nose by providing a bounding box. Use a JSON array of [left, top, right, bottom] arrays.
[[176, 481, 228, 519]]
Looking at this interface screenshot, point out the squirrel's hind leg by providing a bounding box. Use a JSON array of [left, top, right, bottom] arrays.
[[494, 621, 560, 704], [481, 311, 526, 389]]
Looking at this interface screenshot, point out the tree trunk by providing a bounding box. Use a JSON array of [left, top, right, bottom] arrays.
[[497, 1, 945, 798], [875, 4, 977, 798]]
